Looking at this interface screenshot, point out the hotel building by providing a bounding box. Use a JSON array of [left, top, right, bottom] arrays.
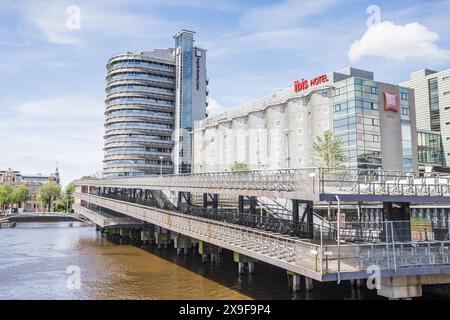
[[103, 30, 207, 177], [400, 69, 450, 171], [193, 68, 417, 173]]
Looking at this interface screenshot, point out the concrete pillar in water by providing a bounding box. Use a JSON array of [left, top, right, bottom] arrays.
[[286, 271, 301, 292], [198, 241, 221, 263], [305, 277, 314, 291], [174, 234, 192, 255], [233, 252, 256, 274], [140, 230, 153, 244], [292, 274, 301, 292], [248, 261, 255, 274], [376, 275, 450, 299], [238, 262, 245, 274], [154, 227, 169, 249]]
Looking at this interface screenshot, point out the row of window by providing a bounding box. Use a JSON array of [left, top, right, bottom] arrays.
[[106, 122, 173, 130], [107, 84, 174, 95], [108, 72, 174, 83], [106, 110, 173, 118], [107, 96, 174, 106]]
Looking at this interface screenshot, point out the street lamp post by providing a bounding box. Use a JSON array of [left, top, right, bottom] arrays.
[[159, 156, 164, 176]]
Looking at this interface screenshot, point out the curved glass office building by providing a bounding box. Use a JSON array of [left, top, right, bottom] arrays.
[[103, 49, 176, 177]]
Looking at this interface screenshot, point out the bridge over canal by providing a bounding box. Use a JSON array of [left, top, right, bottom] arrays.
[[73, 168, 450, 299]]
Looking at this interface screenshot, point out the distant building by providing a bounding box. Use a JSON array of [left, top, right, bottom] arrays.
[[193, 67, 417, 173], [400, 69, 450, 171], [102, 30, 208, 177], [0, 168, 60, 212]]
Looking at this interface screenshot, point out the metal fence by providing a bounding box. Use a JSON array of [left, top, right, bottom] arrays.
[[75, 192, 450, 278], [76, 167, 450, 199]]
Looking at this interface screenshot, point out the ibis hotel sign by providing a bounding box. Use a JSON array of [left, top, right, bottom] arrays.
[[294, 74, 329, 92]]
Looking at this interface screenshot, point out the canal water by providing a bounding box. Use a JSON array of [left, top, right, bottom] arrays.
[[0, 222, 443, 300]]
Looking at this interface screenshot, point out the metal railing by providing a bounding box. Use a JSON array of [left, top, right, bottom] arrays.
[[97, 191, 313, 238], [75, 168, 450, 199], [75, 192, 450, 279]]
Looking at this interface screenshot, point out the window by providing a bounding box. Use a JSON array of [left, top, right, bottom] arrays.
[[297, 143, 304, 150], [322, 122, 329, 130], [298, 158, 304, 165], [297, 128, 304, 135], [297, 113, 304, 121], [275, 120, 281, 127], [443, 76, 450, 81], [322, 106, 329, 114], [322, 92, 329, 98], [444, 91, 450, 96], [401, 92, 409, 100]]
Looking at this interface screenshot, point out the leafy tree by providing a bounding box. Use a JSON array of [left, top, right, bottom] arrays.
[[313, 130, 346, 169], [231, 161, 249, 172], [37, 182, 61, 213], [0, 184, 14, 211], [53, 182, 75, 213], [11, 185, 29, 208]]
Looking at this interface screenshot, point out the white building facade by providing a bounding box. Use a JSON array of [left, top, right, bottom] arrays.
[[193, 68, 417, 173]]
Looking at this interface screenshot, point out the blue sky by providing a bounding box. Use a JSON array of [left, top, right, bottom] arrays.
[[1, 0, 450, 186]]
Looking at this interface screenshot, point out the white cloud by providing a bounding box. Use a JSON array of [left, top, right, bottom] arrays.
[[207, 98, 229, 116], [348, 21, 450, 63]]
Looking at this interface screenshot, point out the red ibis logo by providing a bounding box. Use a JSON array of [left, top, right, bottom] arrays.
[[294, 74, 329, 92], [384, 92, 398, 112]]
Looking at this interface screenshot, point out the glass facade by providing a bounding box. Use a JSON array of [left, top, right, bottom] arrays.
[[103, 52, 176, 177], [428, 78, 441, 131], [333, 77, 381, 169], [418, 131, 444, 165], [174, 31, 195, 173]]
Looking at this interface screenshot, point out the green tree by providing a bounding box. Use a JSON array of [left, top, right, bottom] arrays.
[[313, 130, 346, 169], [0, 184, 14, 211], [36, 182, 61, 213], [53, 182, 75, 213], [11, 185, 29, 208], [231, 161, 249, 172]]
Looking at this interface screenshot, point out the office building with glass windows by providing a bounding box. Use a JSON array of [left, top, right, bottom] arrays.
[[193, 67, 417, 173], [173, 30, 208, 174], [103, 30, 207, 177], [400, 69, 450, 170]]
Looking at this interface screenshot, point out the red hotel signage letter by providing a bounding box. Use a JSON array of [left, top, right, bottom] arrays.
[[294, 74, 329, 92]]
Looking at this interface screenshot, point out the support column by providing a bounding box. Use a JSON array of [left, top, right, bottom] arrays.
[[238, 195, 244, 213], [233, 252, 256, 274], [173, 233, 192, 255], [238, 262, 245, 274], [287, 271, 301, 292], [212, 194, 219, 209], [249, 196, 257, 215], [305, 277, 314, 291], [203, 193, 208, 208], [292, 200, 299, 223], [382, 202, 411, 242], [154, 226, 169, 248], [198, 241, 221, 263]]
